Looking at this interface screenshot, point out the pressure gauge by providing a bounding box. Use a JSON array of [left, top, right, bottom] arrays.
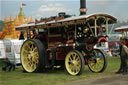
[[83, 28, 89, 33]]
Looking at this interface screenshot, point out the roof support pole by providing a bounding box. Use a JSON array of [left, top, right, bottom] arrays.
[[27, 29, 29, 39], [87, 23, 95, 36], [124, 32, 127, 38], [48, 27, 50, 44], [94, 17, 97, 37], [109, 24, 115, 35], [122, 32, 124, 38], [75, 24, 77, 40], [106, 18, 109, 36]]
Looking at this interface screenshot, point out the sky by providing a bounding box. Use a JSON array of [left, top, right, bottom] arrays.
[[0, 0, 128, 22]]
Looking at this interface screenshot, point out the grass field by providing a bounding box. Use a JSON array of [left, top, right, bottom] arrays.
[[0, 57, 120, 85]]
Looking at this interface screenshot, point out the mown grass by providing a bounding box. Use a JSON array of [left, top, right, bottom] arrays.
[[0, 57, 120, 85]]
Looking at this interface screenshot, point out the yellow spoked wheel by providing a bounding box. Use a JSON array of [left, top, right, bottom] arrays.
[[65, 50, 85, 76], [21, 39, 46, 72], [88, 49, 107, 73]]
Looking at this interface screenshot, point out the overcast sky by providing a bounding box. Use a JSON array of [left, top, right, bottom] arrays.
[[0, 0, 128, 22]]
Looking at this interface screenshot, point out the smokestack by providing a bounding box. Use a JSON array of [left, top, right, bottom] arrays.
[[80, 0, 87, 15]]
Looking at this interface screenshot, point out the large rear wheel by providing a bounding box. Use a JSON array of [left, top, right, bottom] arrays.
[[21, 39, 46, 72], [65, 50, 85, 76], [88, 49, 107, 72]]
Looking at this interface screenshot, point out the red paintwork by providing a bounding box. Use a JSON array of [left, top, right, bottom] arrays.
[[115, 28, 128, 32], [125, 40, 128, 47], [98, 37, 107, 43]]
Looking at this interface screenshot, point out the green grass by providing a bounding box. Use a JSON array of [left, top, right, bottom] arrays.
[[0, 57, 121, 85]]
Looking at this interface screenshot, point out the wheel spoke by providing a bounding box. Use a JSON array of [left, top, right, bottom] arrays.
[[28, 62, 32, 67], [75, 65, 80, 71], [32, 56, 38, 63], [73, 54, 76, 60], [33, 52, 38, 57], [30, 47, 33, 51], [71, 67, 74, 72], [68, 60, 73, 64], [23, 49, 29, 54], [31, 44, 34, 50], [96, 63, 102, 70], [31, 62, 36, 69], [75, 56, 79, 61], [98, 61, 103, 64], [69, 56, 73, 61], [69, 65, 73, 72], [33, 47, 37, 52], [89, 63, 96, 68], [25, 44, 31, 50]]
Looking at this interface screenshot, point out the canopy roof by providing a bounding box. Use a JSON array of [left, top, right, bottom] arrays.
[[16, 23, 35, 28], [115, 25, 128, 32], [16, 13, 117, 31]]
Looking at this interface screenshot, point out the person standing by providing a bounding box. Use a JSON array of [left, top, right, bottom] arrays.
[[116, 38, 128, 73]]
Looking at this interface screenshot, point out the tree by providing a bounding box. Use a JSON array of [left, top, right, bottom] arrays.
[[0, 21, 5, 32]]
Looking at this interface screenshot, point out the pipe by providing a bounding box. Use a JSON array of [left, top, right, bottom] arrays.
[[80, 0, 87, 15]]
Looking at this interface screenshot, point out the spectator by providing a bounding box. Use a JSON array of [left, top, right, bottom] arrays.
[[116, 38, 128, 74], [19, 31, 24, 40]]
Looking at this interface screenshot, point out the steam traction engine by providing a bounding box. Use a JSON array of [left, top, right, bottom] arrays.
[[16, 0, 117, 75]]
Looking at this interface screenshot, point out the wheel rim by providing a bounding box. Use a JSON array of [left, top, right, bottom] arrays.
[[65, 52, 81, 75], [88, 50, 104, 72], [21, 41, 39, 72]]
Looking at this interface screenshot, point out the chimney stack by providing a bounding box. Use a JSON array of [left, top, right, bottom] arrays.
[[80, 0, 87, 15]]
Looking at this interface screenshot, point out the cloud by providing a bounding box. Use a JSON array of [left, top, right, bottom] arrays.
[[36, 3, 71, 18], [90, 0, 113, 6], [88, 0, 117, 12]]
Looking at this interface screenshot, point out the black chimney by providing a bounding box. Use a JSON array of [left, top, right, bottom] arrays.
[[80, 0, 87, 15]]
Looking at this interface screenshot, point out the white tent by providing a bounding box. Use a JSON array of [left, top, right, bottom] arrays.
[[0, 39, 24, 65]]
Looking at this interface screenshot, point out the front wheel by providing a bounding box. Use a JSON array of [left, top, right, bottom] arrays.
[[88, 49, 107, 73], [65, 50, 85, 76]]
